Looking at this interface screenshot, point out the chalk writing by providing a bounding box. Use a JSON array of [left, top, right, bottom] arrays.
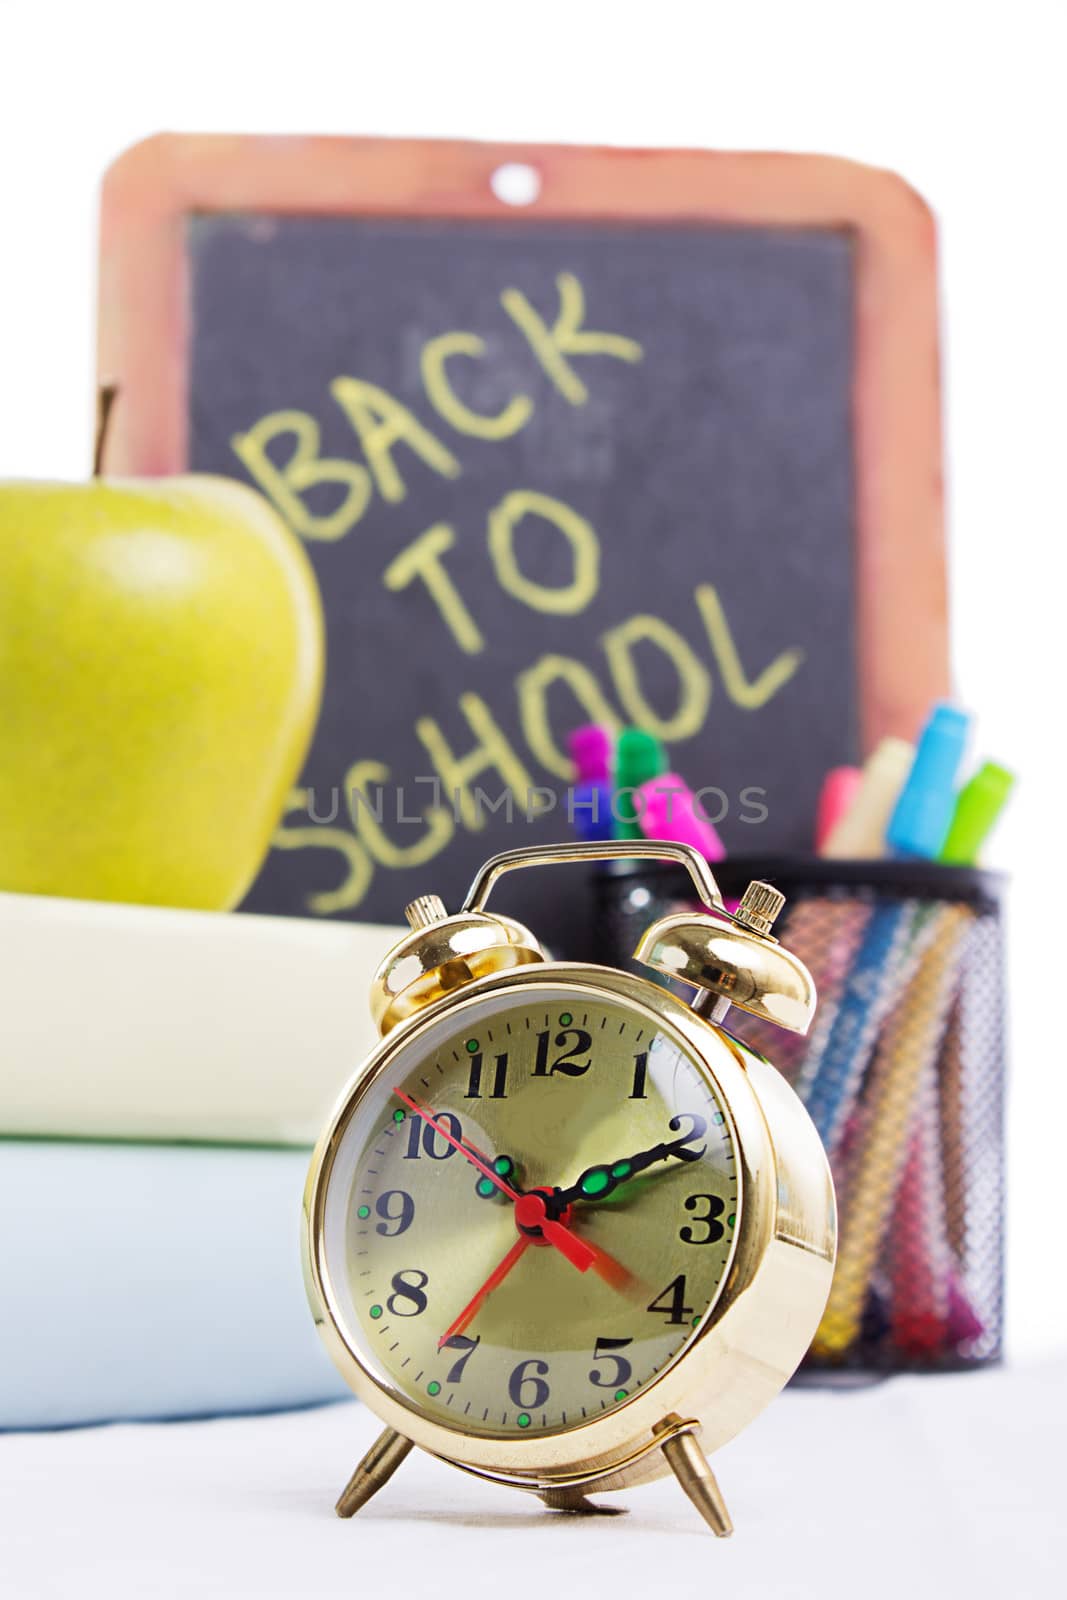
[[229, 270, 805, 914]]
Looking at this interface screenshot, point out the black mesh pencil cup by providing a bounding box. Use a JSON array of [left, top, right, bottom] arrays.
[[594, 856, 1006, 1379]]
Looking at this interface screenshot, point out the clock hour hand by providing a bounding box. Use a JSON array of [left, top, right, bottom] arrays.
[[555, 1114, 708, 1207]]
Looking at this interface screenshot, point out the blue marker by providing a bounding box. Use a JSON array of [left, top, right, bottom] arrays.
[[887, 703, 970, 859], [567, 724, 615, 842], [799, 703, 971, 1151]]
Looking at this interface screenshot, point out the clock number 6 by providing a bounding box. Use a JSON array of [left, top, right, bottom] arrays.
[[588, 1336, 633, 1389], [680, 1193, 726, 1245], [508, 1358, 550, 1409]]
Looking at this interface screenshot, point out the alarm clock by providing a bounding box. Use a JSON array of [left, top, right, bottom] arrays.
[[303, 840, 836, 1535]]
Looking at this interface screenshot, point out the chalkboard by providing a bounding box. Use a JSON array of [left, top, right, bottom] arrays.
[[98, 137, 948, 948]]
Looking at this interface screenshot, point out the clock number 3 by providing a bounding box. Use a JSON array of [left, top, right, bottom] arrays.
[[680, 1193, 726, 1245]]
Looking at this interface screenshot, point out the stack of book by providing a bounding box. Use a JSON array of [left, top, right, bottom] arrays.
[[0, 890, 399, 1428]]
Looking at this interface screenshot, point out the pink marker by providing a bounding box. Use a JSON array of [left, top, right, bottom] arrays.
[[815, 766, 863, 853], [568, 724, 612, 782], [636, 774, 726, 862]]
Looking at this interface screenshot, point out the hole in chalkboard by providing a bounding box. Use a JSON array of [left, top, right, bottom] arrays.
[[490, 163, 541, 207]]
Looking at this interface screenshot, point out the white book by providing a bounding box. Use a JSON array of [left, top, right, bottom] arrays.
[[0, 891, 400, 1146]]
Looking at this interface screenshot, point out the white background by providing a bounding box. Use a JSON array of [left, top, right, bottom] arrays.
[[0, 0, 1062, 1360]]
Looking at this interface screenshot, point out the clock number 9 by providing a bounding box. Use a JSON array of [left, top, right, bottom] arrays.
[[680, 1194, 725, 1245], [374, 1190, 414, 1237], [386, 1269, 429, 1317], [508, 1358, 550, 1409]]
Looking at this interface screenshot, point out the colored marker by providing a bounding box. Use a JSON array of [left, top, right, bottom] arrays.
[[821, 738, 915, 859], [939, 761, 1015, 866], [812, 904, 973, 1358], [567, 724, 615, 842], [613, 728, 668, 841], [797, 895, 927, 1149], [886, 703, 971, 859], [637, 774, 726, 861], [815, 766, 862, 854]]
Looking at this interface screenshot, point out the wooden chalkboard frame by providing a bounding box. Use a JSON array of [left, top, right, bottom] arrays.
[[97, 133, 948, 749]]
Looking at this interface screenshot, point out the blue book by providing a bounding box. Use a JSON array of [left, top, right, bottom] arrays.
[[0, 1141, 347, 1429]]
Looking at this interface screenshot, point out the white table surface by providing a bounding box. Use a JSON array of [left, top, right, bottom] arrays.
[[2, 1362, 1062, 1599]]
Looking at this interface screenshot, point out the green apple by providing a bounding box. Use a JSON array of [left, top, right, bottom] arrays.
[[0, 474, 324, 910]]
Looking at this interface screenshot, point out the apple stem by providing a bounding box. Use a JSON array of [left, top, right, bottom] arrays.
[[93, 385, 119, 478]]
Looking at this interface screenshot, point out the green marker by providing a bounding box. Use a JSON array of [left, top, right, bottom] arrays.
[[613, 727, 668, 841], [939, 761, 1015, 865]]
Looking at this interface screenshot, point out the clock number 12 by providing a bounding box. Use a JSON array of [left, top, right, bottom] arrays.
[[533, 1028, 592, 1077]]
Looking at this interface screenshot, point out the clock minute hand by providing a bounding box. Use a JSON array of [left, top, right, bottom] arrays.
[[557, 1117, 708, 1207]]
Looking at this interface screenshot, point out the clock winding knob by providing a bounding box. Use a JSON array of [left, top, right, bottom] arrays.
[[405, 894, 448, 930], [733, 881, 786, 938]]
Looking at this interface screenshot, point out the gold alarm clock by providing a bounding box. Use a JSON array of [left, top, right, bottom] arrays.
[[303, 841, 836, 1535]]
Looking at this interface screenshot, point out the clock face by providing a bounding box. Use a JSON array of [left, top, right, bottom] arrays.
[[318, 984, 740, 1440]]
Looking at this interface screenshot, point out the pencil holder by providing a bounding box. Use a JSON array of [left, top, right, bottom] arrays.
[[594, 856, 1007, 1379]]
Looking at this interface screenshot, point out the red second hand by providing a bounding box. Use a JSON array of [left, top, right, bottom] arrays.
[[394, 1089, 521, 1196], [437, 1236, 531, 1349]]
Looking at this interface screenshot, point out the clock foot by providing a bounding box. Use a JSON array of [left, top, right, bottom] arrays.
[[656, 1426, 733, 1537], [539, 1488, 626, 1516], [335, 1427, 414, 1518]]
